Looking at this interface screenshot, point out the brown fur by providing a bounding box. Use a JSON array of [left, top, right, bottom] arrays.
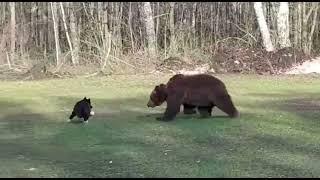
[[148, 74, 239, 121]]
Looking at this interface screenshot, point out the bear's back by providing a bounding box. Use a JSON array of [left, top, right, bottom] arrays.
[[167, 74, 226, 89]]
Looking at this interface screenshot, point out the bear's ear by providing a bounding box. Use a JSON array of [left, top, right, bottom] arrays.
[[155, 84, 167, 94], [158, 84, 167, 91], [154, 85, 160, 91], [159, 83, 166, 88]]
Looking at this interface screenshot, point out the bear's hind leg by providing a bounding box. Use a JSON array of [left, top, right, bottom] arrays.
[[198, 105, 213, 118], [214, 94, 239, 118], [183, 104, 197, 114]]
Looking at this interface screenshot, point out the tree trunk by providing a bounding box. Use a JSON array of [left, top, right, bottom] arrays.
[[31, 2, 37, 47], [192, 2, 197, 48], [47, 2, 53, 51], [277, 2, 291, 48], [254, 2, 275, 52], [128, 2, 135, 52], [9, 2, 16, 64], [116, 2, 123, 54], [164, 16, 167, 58], [39, 2, 47, 58], [19, 2, 24, 57], [60, 2, 76, 65], [302, 2, 308, 53], [215, 2, 220, 43], [307, 3, 318, 54], [141, 2, 156, 57], [294, 2, 302, 48], [169, 2, 176, 56], [51, 2, 61, 67], [155, 2, 160, 51], [1, 2, 5, 25], [0, 25, 9, 65], [70, 2, 80, 65], [101, 2, 112, 71], [90, 2, 95, 16]]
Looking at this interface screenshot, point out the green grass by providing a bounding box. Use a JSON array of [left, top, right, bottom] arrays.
[[1, 74, 320, 177]]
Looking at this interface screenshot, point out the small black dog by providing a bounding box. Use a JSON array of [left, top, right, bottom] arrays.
[[69, 97, 95, 123]]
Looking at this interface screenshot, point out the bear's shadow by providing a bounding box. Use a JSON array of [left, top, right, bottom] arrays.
[[141, 112, 231, 120]]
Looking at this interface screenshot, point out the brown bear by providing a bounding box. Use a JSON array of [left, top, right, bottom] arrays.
[[147, 74, 239, 121], [167, 74, 214, 117]]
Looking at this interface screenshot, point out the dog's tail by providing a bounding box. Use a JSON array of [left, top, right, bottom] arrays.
[[69, 111, 76, 119]]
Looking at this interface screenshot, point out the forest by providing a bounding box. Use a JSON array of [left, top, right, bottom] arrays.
[[0, 2, 319, 79]]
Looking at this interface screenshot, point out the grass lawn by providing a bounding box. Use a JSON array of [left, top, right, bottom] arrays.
[[0, 74, 320, 177]]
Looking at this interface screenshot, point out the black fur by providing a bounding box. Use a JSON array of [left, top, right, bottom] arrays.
[[69, 97, 93, 122]]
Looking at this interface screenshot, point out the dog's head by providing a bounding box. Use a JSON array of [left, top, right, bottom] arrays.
[[83, 97, 94, 116]]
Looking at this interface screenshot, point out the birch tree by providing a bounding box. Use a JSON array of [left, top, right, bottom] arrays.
[[128, 2, 135, 51], [51, 2, 61, 66], [9, 2, 15, 64], [307, 3, 319, 54], [60, 2, 76, 65], [101, 2, 112, 71], [169, 2, 176, 55], [141, 2, 156, 56], [69, 2, 79, 65], [294, 3, 302, 48], [254, 2, 275, 52], [277, 2, 291, 48], [192, 2, 197, 48]]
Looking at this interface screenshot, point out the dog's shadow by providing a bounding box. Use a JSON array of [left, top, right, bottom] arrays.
[[68, 119, 86, 124]]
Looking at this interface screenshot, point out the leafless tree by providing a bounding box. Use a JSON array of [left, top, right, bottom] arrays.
[[277, 2, 291, 48], [141, 2, 156, 57], [9, 2, 15, 66], [51, 2, 61, 66], [254, 2, 275, 51]]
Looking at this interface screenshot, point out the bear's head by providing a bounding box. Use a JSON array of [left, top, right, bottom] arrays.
[[83, 97, 95, 116], [147, 84, 167, 108]]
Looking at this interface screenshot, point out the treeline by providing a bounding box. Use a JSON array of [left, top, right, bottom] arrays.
[[0, 2, 319, 72]]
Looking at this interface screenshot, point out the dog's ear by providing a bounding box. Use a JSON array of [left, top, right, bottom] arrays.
[[84, 97, 87, 100], [87, 98, 91, 103]]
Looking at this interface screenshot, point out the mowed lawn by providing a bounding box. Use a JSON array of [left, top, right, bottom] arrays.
[[0, 74, 320, 178]]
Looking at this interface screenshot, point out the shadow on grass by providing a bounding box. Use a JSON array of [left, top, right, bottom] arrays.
[[0, 95, 247, 177], [0, 99, 165, 177], [1, 92, 320, 177], [233, 91, 320, 177], [50, 95, 235, 122], [244, 91, 320, 123], [0, 97, 234, 177]]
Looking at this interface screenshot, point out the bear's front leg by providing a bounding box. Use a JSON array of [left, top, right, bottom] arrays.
[[157, 94, 182, 121]]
